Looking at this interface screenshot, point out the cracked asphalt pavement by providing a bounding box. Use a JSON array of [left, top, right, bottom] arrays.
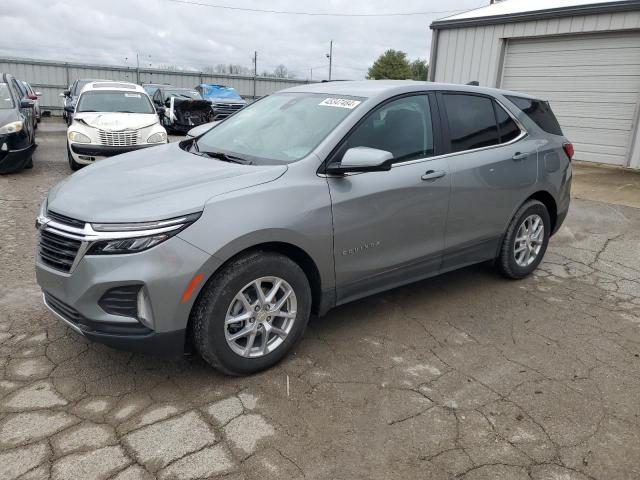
[[1, 119, 640, 479]]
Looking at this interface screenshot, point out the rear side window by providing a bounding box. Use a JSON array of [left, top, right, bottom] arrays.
[[494, 103, 521, 143], [506, 96, 563, 136], [443, 94, 499, 153]]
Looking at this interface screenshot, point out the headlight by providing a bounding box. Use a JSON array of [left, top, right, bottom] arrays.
[[0, 121, 24, 134], [68, 131, 91, 143], [147, 132, 167, 144], [86, 212, 201, 255]]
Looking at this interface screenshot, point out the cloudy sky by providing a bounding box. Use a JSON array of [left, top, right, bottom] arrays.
[[0, 0, 486, 80]]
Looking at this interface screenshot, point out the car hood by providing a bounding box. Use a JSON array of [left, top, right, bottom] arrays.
[[73, 112, 159, 131], [46, 142, 287, 223]]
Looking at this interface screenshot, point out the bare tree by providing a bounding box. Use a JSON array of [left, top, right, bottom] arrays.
[[274, 64, 288, 78]]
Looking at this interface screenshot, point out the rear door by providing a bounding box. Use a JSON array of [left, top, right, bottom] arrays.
[[10, 77, 34, 141], [437, 92, 537, 269], [327, 94, 451, 303]]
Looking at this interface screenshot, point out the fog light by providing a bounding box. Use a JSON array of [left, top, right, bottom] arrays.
[[1, 143, 7, 152], [136, 288, 155, 330]]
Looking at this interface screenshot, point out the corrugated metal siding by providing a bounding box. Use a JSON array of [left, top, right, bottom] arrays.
[[502, 32, 640, 166], [432, 8, 640, 168], [0, 58, 311, 114], [433, 10, 640, 86]]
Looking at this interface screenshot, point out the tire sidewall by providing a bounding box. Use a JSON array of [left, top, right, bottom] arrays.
[[504, 202, 550, 278], [199, 254, 311, 375]]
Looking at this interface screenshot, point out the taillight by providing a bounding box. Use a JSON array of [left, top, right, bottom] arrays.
[[563, 142, 574, 161]]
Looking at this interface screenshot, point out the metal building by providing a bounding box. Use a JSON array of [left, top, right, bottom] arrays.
[[0, 57, 311, 117], [429, 0, 640, 169]]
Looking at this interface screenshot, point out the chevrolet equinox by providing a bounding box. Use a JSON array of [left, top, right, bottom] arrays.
[[36, 81, 572, 375]]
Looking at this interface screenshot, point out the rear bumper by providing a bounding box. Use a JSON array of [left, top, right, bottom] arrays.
[[0, 143, 36, 174], [70, 143, 155, 157]]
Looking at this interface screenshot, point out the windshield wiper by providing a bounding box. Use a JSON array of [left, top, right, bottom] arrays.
[[200, 151, 252, 165]]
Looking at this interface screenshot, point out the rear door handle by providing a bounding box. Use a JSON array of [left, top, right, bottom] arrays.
[[512, 152, 528, 161], [421, 170, 446, 181]]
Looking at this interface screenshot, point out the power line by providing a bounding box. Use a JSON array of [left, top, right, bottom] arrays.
[[165, 0, 468, 17]]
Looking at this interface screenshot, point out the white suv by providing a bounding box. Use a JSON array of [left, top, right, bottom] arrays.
[[66, 81, 167, 170]]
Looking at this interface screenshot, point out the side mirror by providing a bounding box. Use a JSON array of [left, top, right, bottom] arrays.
[[20, 99, 35, 108], [63, 89, 71, 97], [64, 105, 75, 113], [156, 106, 166, 116], [27, 94, 38, 101], [327, 147, 394, 174]]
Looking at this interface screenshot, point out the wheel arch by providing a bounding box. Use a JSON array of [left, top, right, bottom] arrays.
[[184, 240, 330, 353], [527, 190, 558, 234]]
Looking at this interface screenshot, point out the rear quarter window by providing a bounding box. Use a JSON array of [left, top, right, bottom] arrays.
[[506, 96, 563, 136]]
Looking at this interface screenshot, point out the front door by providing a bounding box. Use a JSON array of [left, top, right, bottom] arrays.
[[326, 94, 451, 304]]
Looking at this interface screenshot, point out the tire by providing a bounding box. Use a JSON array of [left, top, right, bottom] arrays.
[[496, 200, 550, 279], [67, 144, 82, 171], [192, 251, 311, 375]]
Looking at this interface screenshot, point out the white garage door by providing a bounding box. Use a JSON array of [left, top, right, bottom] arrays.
[[502, 32, 640, 166]]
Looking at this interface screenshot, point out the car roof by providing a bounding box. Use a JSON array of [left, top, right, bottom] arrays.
[[80, 81, 146, 94], [281, 80, 541, 102]]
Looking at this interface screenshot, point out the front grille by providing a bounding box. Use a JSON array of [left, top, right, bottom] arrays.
[[98, 129, 140, 146], [98, 285, 140, 318], [212, 103, 244, 119], [44, 292, 84, 324], [39, 229, 82, 272], [47, 210, 85, 229]]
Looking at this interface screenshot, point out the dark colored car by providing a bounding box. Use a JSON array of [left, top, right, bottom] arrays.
[[151, 87, 212, 134], [61, 78, 108, 125], [195, 84, 247, 120], [22, 81, 42, 129], [0, 73, 37, 174], [142, 83, 172, 97]]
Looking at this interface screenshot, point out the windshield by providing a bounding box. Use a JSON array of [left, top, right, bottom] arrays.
[[196, 92, 364, 164], [164, 89, 202, 100], [0, 83, 14, 109], [76, 91, 155, 114]]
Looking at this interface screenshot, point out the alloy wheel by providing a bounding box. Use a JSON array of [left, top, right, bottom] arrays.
[[513, 214, 544, 267]]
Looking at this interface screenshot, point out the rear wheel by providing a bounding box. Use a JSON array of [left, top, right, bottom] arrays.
[[192, 251, 311, 375], [496, 200, 550, 279]]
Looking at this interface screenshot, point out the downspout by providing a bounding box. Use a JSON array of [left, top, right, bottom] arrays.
[[428, 28, 439, 82]]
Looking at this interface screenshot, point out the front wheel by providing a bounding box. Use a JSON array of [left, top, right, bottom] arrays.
[[496, 200, 550, 279], [67, 144, 82, 171], [192, 251, 311, 375]]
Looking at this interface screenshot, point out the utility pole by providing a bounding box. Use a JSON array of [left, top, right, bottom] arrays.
[[253, 51, 257, 99], [136, 53, 140, 84], [326, 40, 333, 81], [310, 68, 313, 81]]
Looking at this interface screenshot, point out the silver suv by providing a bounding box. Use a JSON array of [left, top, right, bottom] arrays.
[[36, 81, 572, 374]]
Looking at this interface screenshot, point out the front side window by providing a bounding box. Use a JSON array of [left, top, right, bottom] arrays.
[[340, 95, 434, 163], [76, 91, 155, 114], [0, 83, 14, 109], [443, 94, 499, 153], [196, 92, 364, 164]]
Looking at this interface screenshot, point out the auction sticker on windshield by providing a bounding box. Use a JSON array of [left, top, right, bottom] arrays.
[[319, 98, 361, 109]]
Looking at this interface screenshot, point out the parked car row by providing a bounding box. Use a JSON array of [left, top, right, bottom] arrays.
[[0, 72, 39, 174]]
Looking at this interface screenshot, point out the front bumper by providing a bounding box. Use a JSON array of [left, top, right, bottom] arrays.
[[36, 234, 219, 357], [70, 143, 156, 158], [0, 141, 36, 174]]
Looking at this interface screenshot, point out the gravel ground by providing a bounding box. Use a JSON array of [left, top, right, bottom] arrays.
[[1, 119, 639, 480]]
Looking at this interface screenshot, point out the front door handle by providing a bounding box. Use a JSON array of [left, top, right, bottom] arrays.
[[421, 170, 446, 181], [512, 152, 528, 161]]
